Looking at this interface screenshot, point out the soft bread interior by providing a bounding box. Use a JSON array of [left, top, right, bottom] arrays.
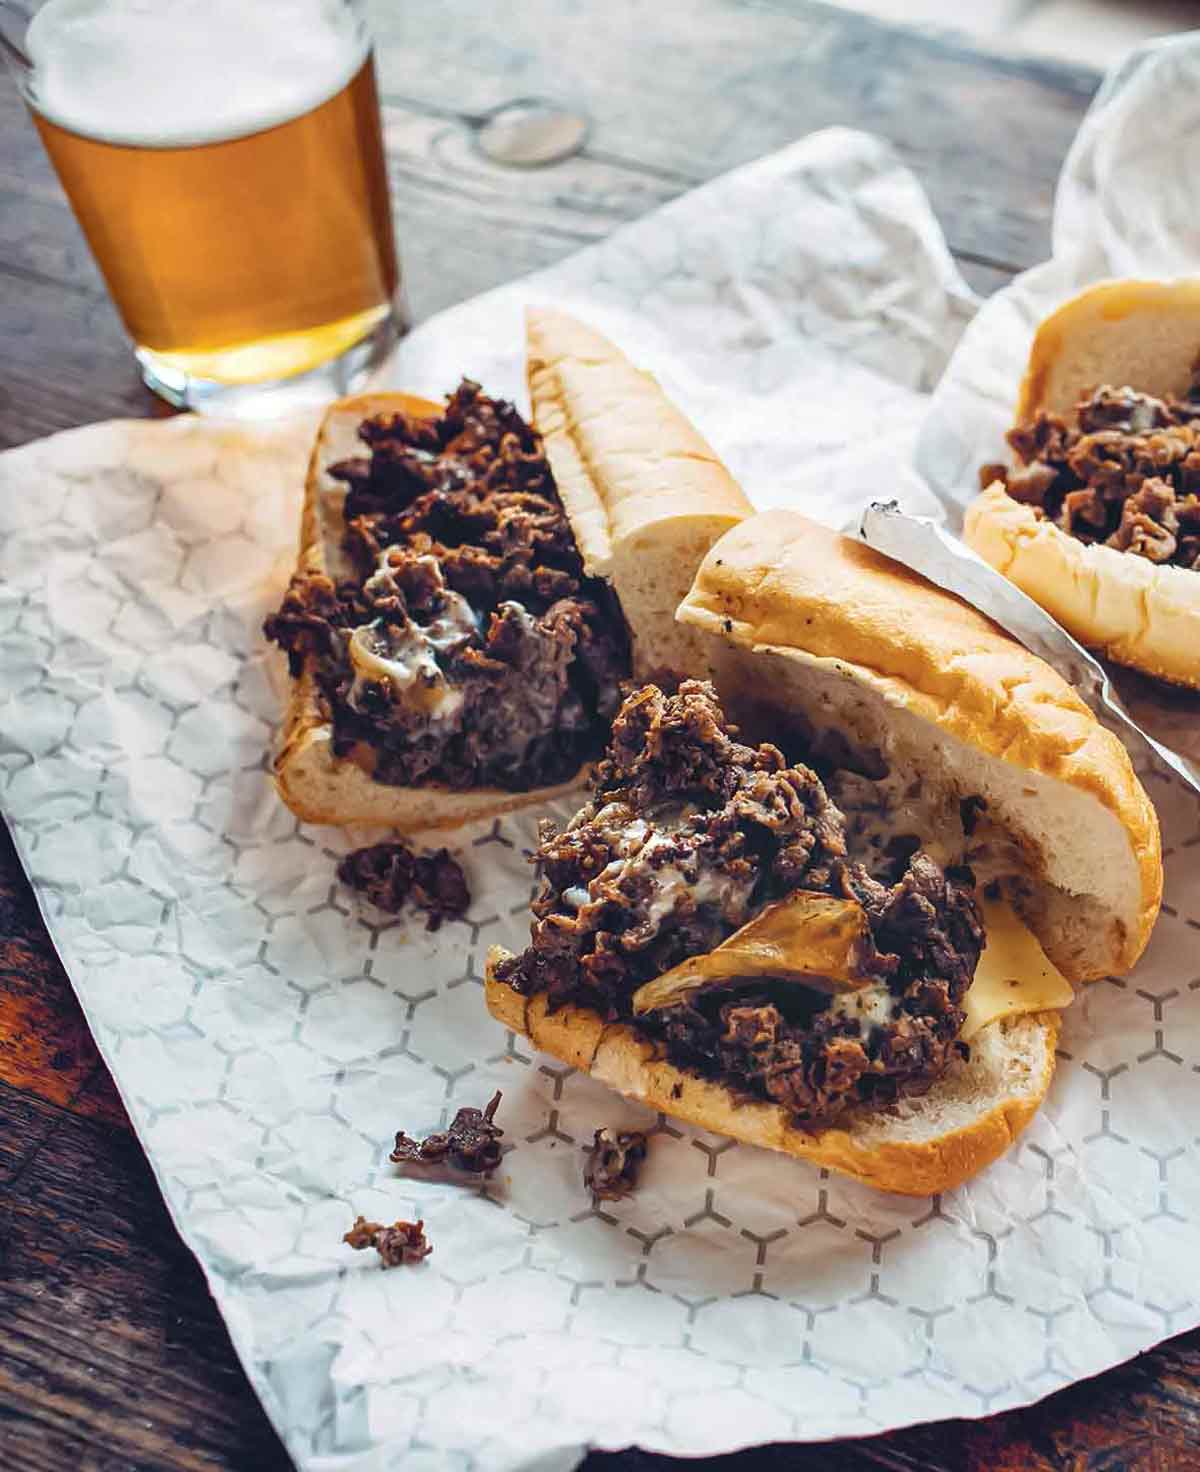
[[1019, 278, 1200, 418], [484, 963, 1058, 1197], [676, 511, 1161, 981], [526, 307, 752, 678], [307, 391, 421, 581]]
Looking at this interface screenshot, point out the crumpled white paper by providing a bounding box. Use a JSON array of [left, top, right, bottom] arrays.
[[915, 34, 1200, 765], [2, 41, 1199, 1472]]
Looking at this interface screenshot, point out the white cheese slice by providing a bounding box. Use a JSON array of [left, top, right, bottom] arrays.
[[962, 897, 1075, 1041]]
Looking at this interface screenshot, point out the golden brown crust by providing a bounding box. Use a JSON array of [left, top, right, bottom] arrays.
[[965, 485, 1200, 690], [525, 307, 751, 575], [484, 960, 1059, 1197], [1017, 278, 1200, 419], [482, 953, 530, 1035], [978, 278, 1200, 690], [677, 510, 1163, 974], [526, 307, 752, 678]]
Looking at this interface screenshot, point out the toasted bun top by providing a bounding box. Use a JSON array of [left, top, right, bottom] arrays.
[[677, 509, 1162, 978], [526, 308, 751, 678], [965, 484, 1200, 691], [1019, 278, 1200, 419], [526, 308, 751, 574]]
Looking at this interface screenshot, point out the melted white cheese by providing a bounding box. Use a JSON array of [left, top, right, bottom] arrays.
[[824, 983, 896, 1034], [347, 551, 478, 721], [348, 622, 464, 720], [563, 810, 751, 930], [644, 860, 748, 927]]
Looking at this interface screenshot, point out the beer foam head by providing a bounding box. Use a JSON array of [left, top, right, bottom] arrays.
[[27, 0, 369, 147]]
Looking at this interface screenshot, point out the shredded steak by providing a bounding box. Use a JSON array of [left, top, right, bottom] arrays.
[[984, 381, 1200, 569], [337, 840, 469, 931], [497, 682, 984, 1125], [584, 1128, 648, 1201], [343, 1215, 432, 1267], [390, 1090, 504, 1175], [264, 381, 630, 790]]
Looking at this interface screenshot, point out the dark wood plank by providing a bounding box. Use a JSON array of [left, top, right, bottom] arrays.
[[0, 1082, 292, 1472], [0, 271, 170, 442], [0, 823, 126, 1127]]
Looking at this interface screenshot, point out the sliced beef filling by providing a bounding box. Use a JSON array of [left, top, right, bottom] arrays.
[[982, 382, 1200, 569], [336, 840, 470, 931], [264, 380, 630, 790], [497, 681, 984, 1125]]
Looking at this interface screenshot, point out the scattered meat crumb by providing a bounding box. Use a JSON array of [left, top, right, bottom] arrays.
[[343, 1215, 432, 1267], [336, 840, 470, 931], [584, 1127, 648, 1202], [391, 1090, 504, 1175]]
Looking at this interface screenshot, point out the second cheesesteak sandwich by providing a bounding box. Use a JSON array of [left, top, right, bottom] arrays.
[[966, 278, 1200, 688], [486, 512, 1162, 1195]]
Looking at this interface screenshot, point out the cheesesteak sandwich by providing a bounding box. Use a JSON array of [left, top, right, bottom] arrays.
[[967, 279, 1200, 688], [486, 512, 1162, 1195], [263, 310, 751, 828]]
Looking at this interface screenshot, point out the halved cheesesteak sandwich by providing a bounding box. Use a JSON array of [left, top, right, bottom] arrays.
[[486, 511, 1162, 1195], [263, 309, 751, 829], [967, 278, 1200, 688]]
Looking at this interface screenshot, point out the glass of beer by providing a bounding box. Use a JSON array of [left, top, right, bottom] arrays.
[[2, 0, 406, 417]]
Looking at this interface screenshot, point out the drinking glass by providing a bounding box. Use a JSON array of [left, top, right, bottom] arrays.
[[1, 0, 408, 417]]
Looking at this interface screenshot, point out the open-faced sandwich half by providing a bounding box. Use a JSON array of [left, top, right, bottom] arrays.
[[487, 511, 1163, 1196], [967, 278, 1200, 688], [263, 309, 751, 828]]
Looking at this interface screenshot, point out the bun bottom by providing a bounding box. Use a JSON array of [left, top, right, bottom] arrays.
[[485, 951, 1058, 1197], [966, 485, 1200, 691], [273, 666, 584, 830]]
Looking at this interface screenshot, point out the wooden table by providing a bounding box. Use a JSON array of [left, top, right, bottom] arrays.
[[3, 4, 1199, 1467]]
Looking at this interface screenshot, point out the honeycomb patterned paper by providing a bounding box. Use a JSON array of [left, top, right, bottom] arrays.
[[3, 47, 1200, 1469]]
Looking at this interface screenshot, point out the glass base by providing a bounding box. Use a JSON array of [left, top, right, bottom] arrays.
[[135, 303, 406, 420]]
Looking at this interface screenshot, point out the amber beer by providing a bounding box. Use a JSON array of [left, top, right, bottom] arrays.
[[22, 0, 401, 405]]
